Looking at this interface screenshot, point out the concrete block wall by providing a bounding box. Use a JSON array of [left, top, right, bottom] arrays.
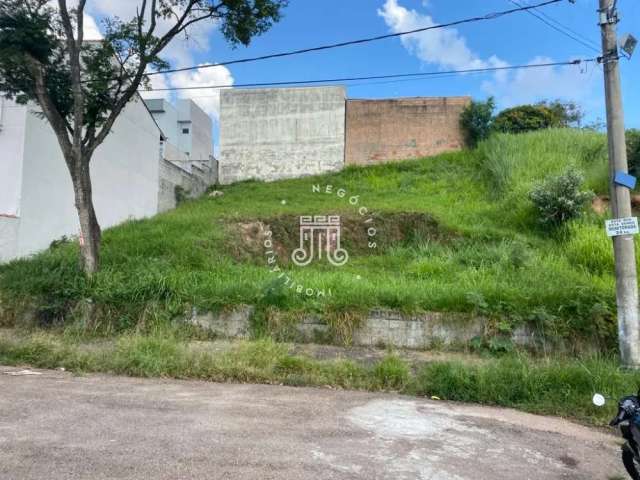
[[219, 86, 346, 184], [158, 158, 218, 212], [184, 306, 540, 350], [344, 96, 471, 166]]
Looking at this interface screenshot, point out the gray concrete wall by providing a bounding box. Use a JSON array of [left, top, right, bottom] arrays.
[[158, 158, 218, 212], [219, 86, 346, 184], [185, 306, 539, 350]]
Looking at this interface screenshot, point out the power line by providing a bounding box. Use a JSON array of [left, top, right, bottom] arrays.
[[140, 58, 596, 93], [145, 0, 565, 78], [508, 0, 600, 53]]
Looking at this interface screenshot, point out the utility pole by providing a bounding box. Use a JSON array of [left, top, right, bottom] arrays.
[[598, 0, 640, 367]]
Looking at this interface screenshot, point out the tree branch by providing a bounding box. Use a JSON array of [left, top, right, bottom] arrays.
[[25, 54, 73, 162], [58, 0, 84, 157], [150, 0, 199, 56], [136, 0, 148, 40], [76, 0, 87, 47]]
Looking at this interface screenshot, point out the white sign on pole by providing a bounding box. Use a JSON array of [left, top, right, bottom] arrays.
[[605, 217, 640, 237]]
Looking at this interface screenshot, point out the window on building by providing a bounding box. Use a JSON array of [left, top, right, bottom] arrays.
[[182, 128, 190, 134]]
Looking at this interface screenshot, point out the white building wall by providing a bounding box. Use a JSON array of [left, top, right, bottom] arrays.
[[146, 99, 179, 145], [0, 99, 27, 217], [180, 100, 213, 165], [0, 217, 19, 263], [146, 98, 214, 171], [1, 97, 161, 261]]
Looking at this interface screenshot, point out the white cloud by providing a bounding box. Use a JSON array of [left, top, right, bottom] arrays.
[[377, 0, 599, 110], [86, 1, 233, 121], [481, 56, 600, 108], [169, 65, 234, 119], [138, 73, 171, 101], [82, 14, 102, 40], [378, 0, 488, 70], [88, 0, 217, 68], [46, 1, 102, 40]]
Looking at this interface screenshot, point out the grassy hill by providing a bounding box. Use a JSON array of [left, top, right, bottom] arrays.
[[0, 128, 629, 348]]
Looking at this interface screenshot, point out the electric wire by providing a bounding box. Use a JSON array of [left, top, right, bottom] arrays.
[[139, 58, 596, 93], [508, 0, 601, 53], [144, 0, 566, 78]]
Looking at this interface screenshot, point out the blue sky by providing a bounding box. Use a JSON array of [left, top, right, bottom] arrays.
[[87, 0, 640, 130]]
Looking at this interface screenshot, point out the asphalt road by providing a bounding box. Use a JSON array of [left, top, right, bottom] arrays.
[[0, 366, 627, 480]]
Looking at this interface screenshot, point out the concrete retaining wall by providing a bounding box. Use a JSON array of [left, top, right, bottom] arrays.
[[158, 158, 217, 212], [219, 87, 346, 184], [345, 97, 470, 166], [187, 306, 538, 350]]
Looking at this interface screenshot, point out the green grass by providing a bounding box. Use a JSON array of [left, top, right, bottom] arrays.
[[0, 128, 628, 347], [0, 329, 637, 426]]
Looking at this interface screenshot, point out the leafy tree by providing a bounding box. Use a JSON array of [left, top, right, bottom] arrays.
[[536, 99, 584, 128], [493, 104, 561, 134], [459, 96, 495, 147], [0, 0, 287, 274]]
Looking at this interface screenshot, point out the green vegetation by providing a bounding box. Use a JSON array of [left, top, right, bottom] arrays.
[[0, 329, 637, 426], [0, 128, 628, 349], [529, 168, 594, 228], [459, 96, 495, 146], [2, 127, 639, 424], [459, 98, 584, 146], [493, 104, 562, 134]]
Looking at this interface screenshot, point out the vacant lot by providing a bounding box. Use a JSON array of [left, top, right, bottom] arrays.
[[0, 129, 628, 349]]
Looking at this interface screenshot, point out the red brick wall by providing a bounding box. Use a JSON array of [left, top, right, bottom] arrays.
[[344, 96, 471, 166]]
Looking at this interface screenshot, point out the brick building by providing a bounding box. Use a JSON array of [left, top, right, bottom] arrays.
[[344, 96, 471, 166]]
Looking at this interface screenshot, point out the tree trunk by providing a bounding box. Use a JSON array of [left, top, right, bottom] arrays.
[[72, 158, 101, 275]]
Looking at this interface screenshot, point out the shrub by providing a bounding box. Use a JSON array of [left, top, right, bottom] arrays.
[[627, 129, 640, 177], [493, 105, 561, 134], [460, 97, 495, 147], [537, 99, 584, 128], [529, 168, 594, 228]]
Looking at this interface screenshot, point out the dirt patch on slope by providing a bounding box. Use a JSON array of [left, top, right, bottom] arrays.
[[225, 212, 453, 264]]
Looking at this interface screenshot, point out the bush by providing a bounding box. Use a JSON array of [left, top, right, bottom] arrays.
[[627, 129, 640, 177], [537, 99, 584, 128], [460, 97, 495, 147], [529, 168, 594, 228], [493, 105, 561, 134]]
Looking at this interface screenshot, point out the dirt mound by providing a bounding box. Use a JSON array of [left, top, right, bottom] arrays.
[[225, 212, 451, 264], [593, 194, 640, 215]]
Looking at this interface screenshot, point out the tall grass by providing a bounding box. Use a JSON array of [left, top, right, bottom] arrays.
[[0, 330, 636, 425], [478, 129, 608, 198], [0, 128, 623, 347]]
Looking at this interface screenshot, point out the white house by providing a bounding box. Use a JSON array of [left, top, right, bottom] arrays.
[[0, 96, 215, 263], [145, 98, 214, 172]]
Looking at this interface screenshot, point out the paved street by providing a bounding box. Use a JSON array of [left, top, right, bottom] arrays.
[[0, 366, 626, 479]]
